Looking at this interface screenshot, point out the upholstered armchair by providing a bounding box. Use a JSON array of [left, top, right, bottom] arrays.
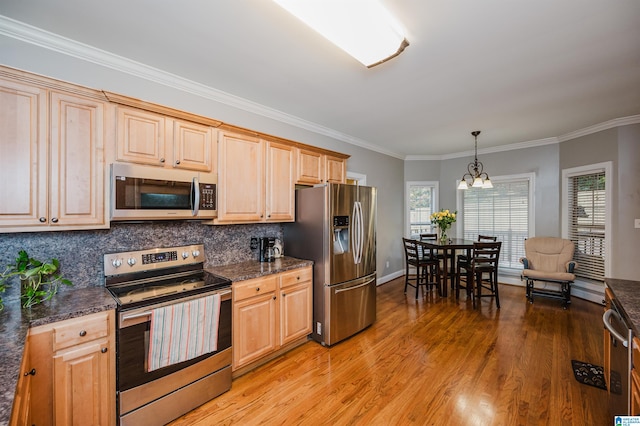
[[520, 237, 578, 309]]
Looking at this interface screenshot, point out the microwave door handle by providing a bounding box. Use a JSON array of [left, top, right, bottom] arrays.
[[192, 177, 200, 216]]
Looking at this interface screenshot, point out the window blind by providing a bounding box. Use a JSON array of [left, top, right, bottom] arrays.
[[462, 178, 530, 269], [567, 172, 606, 281]]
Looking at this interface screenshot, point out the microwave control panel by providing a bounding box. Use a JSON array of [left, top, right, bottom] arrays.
[[200, 183, 216, 210]]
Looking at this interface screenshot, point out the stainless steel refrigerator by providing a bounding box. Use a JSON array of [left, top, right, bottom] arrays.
[[283, 183, 376, 346]]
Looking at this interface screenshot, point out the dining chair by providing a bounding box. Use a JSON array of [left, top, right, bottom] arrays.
[[402, 238, 441, 299], [456, 241, 502, 308], [457, 235, 497, 267], [420, 232, 454, 288]]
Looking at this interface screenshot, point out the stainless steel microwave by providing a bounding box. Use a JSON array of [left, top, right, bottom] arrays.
[[110, 163, 216, 220]]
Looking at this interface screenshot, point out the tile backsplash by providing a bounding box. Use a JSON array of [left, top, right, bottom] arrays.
[[0, 222, 282, 289]]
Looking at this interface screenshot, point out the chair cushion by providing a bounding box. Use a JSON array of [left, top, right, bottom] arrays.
[[524, 237, 575, 274], [522, 269, 575, 282]]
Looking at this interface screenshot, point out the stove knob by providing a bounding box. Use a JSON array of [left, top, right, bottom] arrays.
[[127, 258, 136, 266], [112, 258, 122, 268], [182, 251, 190, 259], [192, 250, 200, 258]]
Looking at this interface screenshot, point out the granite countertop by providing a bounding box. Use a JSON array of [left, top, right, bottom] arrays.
[[206, 256, 313, 282], [605, 278, 640, 336], [0, 284, 117, 426]]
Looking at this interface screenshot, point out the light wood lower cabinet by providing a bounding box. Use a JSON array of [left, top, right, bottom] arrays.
[[12, 310, 115, 426], [232, 266, 312, 373], [632, 337, 640, 416]]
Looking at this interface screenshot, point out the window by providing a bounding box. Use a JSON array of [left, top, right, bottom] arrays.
[[406, 181, 438, 237], [562, 162, 611, 282], [458, 174, 533, 270]]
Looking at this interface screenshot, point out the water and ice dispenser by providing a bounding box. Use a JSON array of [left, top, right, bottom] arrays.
[[333, 216, 350, 254]]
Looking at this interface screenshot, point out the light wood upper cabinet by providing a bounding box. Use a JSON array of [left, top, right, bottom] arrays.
[[116, 106, 215, 172], [217, 130, 264, 222], [266, 141, 295, 222], [216, 131, 295, 223], [0, 75, 107, 232], [296, 148, 346, 185]]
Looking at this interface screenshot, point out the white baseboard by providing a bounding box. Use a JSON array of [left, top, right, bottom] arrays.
[[377, 269, 404, 286]]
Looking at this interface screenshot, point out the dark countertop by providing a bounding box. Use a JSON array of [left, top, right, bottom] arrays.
[[605, 278, 640, 336], [206, 256, 313, 282], [0, 284, 117, 426], [0, 256, 312, 425]]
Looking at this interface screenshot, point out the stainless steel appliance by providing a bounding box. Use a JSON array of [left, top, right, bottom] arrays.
[[283, 183, 377, 346], [104, 244, 231, 426], [603, 296, 633, 416], [111, 163, 217, 220]]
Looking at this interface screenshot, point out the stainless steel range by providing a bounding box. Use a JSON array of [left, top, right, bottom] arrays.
[[104, 244, 232, 426]]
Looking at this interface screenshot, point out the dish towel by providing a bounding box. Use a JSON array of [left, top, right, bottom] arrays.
[[147, 293, 221, 372]]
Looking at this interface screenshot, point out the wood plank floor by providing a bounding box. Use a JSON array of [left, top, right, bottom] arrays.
[[170, 278, 610, 426]]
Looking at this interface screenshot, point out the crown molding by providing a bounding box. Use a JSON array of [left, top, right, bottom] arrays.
[[0, 15, 637, 163], [0, 15, 405, 160]]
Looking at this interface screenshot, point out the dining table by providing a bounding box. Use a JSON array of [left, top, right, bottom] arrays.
[[416, 237, 475, 297]]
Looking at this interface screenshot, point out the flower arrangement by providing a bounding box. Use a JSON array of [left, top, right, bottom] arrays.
[[430, 209, 457, 242]]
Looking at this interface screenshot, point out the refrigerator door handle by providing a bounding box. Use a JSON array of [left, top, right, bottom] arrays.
[[352, 201, 363, 264]]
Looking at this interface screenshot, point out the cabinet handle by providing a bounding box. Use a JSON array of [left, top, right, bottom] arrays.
[[273, 296, 277, 300], [79, 330, 87, 337], [24, 368, 36, 376], [51, 217, 59, 223], [175, 160, 180, 165], [256, 287, 260, 292], [39, 217, 46, 223], [160, 158, 165, 163], [101, 347, 108, 354], [297, 276, 300, 280]]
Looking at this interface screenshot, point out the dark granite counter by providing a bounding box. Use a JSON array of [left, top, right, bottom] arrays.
[[206, 256, 313, 282], [605, 278, 640, 336], [0, 284, 116, 426]]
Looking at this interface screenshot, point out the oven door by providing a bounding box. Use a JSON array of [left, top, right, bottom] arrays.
[[116, 288, 231, 415]]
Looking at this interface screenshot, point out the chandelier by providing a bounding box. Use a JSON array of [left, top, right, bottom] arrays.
[[457, 131, 493, 190]]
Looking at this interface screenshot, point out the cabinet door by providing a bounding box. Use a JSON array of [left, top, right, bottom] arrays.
[[0, 78, 47, 228], [116, 106, 166, 166], [173, 120, 215, 172], [217, 131, 264, 222], [233, 292, 277, 370], [266, 141, 295, 222], [296, 148, 323, 185], [326, 155, 346, 184], [280, 281, 312, 346], [53, 338, 113, 426], [49, 91, 105, 227], [10, 338, 33, 426]]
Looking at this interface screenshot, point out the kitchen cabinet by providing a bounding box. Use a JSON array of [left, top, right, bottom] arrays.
[[232, 266, 312, 372], [20, 310, 116, 426], [216, 130, 295, 223], [296, 148, 346, 185], [116, 105, 216, 172], [0, 75, 107, 232], [9, 337, 32, 426]]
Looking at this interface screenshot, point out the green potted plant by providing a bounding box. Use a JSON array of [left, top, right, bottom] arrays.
[[0, 250, 73, 309]]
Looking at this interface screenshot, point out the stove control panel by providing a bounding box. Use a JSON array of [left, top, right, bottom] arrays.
[[104, 244, 205, 276]]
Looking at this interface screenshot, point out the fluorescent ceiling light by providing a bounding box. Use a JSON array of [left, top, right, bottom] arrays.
[[273, 0, 409, 68]]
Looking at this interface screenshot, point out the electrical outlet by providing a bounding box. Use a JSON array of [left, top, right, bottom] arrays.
[[250, 237, 258, 250], [316, 322, 322, 335], [386, 261, 390, 268], [635, 219, 640, 229]]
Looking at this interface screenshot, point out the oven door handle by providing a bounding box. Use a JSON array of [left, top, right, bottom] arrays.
[[603, 309, 629, 348], [121, 288, 232, 322]]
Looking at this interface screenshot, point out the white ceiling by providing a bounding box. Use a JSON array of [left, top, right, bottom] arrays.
[[1, 0, 639, 158]]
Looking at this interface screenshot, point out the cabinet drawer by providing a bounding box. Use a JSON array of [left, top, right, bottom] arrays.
[[280, 267, 312, 289], [53, 311, 110, 351], [234, 275, 278, 301]]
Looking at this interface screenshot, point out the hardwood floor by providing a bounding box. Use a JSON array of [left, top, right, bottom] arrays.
[[170, 278, 610, 425]]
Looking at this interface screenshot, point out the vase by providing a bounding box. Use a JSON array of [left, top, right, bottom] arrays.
[[438, 227, 449, 243]]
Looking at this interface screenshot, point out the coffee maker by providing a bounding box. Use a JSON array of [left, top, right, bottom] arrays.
[[259, 237, 276, 262]]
